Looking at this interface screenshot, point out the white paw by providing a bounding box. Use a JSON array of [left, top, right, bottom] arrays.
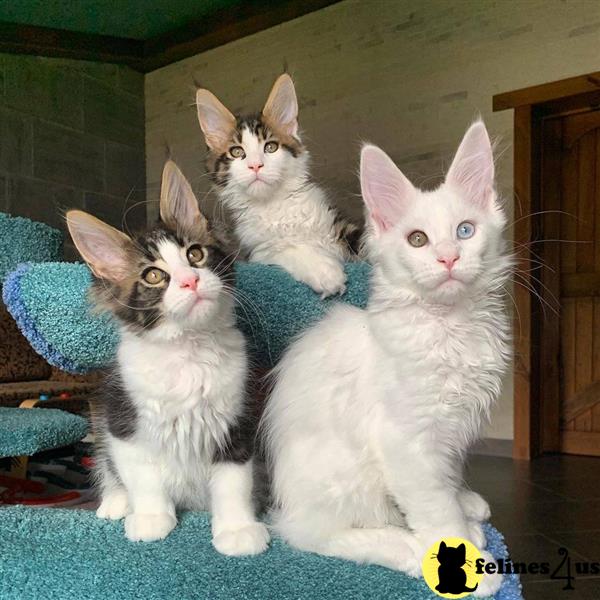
[[300, 258, 347, 298], [473, 551, 503, 597], [390, 529, 425, 578], [468, 521, 487, 550], [459, 490, 491, 522], [212, 522, 270, 556], [124, 512, 177, 542], [96, 491, 129, 520]]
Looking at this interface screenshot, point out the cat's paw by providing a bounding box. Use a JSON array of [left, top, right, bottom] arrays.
[[468, 521, 487, 550], [212, 522, 270, 556], [96, 491, 129, 520], [300, 258, 347, 298], [473, 551, 503, 597], [459, 490, 491, 522], [124, 512, 176, 542]]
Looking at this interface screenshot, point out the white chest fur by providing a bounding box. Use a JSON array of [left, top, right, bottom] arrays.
[[117, 328, 246, 468], [222, 178, 340, 257], [370, 298, 511, 449]]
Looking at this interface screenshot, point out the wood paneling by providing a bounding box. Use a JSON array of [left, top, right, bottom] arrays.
[[557, 111, 600, 455]]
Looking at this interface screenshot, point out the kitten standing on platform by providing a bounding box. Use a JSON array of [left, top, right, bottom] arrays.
[[263, 121, 510, 596], [195, 74, 361, 298], [66, 161, 269, 554]]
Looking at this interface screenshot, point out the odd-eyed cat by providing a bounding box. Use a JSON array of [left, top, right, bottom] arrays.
[[67, 161, 269, 555], [196, 74, 361, 297], [264, 122, 510, 596]]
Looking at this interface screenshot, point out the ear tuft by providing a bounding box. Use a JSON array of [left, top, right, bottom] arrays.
[[160, 160, 207, 233], [66, 210, 133, 282], [446, 120, 495, 208], [262, 74, 298, 137], [360, 144, 415, 234], [196, 88, 236, 151]]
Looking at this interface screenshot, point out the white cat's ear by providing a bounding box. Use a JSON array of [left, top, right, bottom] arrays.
[[446, 120, 495, 208], [262, 74, 298, 137], [360, 145, 415, 234], [66, 210, 134, 281], [160, 160, 207, 232], [196, 89, 236, 151]]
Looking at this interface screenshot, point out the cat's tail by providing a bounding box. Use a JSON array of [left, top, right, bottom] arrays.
[[332, 215, 364, 257], [464, 584, 479, 592]]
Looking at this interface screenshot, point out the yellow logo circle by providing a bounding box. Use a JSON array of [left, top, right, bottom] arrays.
[[421, 537, 483, 598]]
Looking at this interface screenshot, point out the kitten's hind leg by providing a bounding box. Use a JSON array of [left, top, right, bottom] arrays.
[[322, 527, 423, 577], [459, 489, 490, 549], [210, 460, 270, 556], [95, 456, 129, 520], [277, 512, 422, 577], [459, 489, 491, 522]]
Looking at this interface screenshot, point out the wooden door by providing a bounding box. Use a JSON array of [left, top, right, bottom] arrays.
[[546, 109, 600, 456]]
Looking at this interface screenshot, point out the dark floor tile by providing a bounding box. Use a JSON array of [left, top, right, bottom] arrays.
[[522, 576, 600, 600], [526, 455, 600, 483], [465, 455, 532, 483], [548, 530, 600, 562], [466, 477, 570, 507], [534, 476, 600, 501], [500, 533, 586, 582]]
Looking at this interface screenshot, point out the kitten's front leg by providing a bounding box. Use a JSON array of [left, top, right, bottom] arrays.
[[252, 245, 346, 298], [109, 437, 177, 542], [209, 460, 270, 556]]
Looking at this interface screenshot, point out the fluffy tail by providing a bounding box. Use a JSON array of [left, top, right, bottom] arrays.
[[332, 215, 363, 257]]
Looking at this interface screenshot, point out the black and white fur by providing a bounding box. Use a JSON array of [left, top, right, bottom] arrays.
[[196, 74, 361, 298], [66, 161, 269, 554]]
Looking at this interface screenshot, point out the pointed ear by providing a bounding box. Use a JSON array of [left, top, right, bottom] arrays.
[[196, 88, 236, 151], [446, 120, 495, 208], [262, 74, 298, 137], [160, 160, 208, 233], [439, 541, 447, 550], [360, 144, 415, 234], [66, 210, 134, 281]]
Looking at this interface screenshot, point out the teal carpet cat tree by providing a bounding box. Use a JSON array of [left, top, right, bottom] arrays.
[[0, 219, 522, 599]]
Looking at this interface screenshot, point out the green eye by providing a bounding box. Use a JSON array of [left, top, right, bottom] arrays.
[[230, 146, 245, 159], [186, 244, 206, 265], [407, 230, 428, 248], [264, 141, 279, 153], [142, 267, 167, 285]]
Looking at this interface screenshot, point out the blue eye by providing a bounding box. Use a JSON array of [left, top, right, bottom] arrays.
[[457, 221, 475, 239]]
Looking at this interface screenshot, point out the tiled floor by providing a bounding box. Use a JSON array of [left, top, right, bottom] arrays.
[[465, 454, 600, 600]]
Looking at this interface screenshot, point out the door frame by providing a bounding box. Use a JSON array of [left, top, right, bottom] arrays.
[[493, 72, 600, 460]]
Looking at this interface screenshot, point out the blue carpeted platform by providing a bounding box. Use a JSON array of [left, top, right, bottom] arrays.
[[3, 261, 371, 372], [0, 212, 63, 284], [0, 407, 88, 458], [0, 507, 522, 600]]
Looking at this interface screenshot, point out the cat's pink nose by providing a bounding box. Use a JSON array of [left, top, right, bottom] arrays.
[[248, 163, 263, 173], [437, 255, 459, 270], [179, 274, 199, 291]]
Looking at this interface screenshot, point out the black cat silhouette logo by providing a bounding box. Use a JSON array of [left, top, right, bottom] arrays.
[[422, 537, 483, 598]]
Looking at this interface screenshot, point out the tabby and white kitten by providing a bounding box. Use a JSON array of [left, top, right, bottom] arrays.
[[66, 161, 269, 555], [196, 74, 360, 298], [264, 122, 511, 596]]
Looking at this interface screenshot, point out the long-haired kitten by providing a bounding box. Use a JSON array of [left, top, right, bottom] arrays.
[[263, 122, 510, 596], [66, 161, 269, 555], [195, 74, 360, 298]]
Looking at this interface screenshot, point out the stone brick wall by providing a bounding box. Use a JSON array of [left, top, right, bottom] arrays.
[[145, 0, 600, 441], [0, 54, 146, 258]]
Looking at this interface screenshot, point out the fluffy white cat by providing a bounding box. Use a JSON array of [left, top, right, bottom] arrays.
[[196, 74, 361, 297], [264, 121, 511, 596]]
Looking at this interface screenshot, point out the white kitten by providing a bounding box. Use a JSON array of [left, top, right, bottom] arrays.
[[67, 161, 269, 555], [196, 74, 361, 297], [264, 122, 511, 596]]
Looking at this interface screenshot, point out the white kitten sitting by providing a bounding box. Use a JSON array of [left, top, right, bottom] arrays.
[[264, 122, 511, 596], [196, 74, 361, 298]]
